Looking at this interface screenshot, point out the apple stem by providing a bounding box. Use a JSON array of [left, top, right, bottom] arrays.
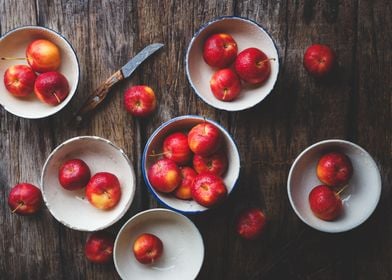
[[11, 202, 24, 213], [1, 57, 26, 61], [53, 92, 61, 104], [336, 184, 349, 196], [104, 190, 111, 199], [148, 150, 167, 157], [257, 57, 276, 66]]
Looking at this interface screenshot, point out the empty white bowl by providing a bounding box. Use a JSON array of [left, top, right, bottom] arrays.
[[142, 115, 241, 214], [114, 208, 204, 280], [0, 25, 79, 118], [186, 16, 279, 111], [288, 139, 382, 233], [41, 136, 136, 231]]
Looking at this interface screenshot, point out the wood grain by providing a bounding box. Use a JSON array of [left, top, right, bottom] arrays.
[[0, 0, 390, 279]]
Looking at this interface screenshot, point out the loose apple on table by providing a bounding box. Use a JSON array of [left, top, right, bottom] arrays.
[[8, 183, 43, 215], [85, 231, 115, 264], [236, 208, 267, 240], [124, 85, 157, 117], [303, 44, 336, 77]]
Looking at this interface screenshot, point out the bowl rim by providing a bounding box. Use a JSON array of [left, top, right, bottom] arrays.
[[0, 25, 80, 119], [185, 15, 280, 111], [113, 208, 205, 279], [142, 115, 241, 214], [40, 135, 136, 231], [287, 139, 382, 233]]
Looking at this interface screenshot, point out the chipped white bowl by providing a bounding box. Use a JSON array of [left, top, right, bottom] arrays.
[[0, 25, 79, 119], [186, 16, 279, 111], [288, 139, 382, 233], [41, 136, 136, 231], [142, 115, 240, 214], [114, 208, 204, 280]]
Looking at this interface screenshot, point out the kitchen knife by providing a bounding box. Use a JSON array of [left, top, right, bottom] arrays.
[[71, 43, 164, 126]]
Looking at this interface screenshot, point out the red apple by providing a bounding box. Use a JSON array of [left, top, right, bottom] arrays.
[[133, 233, 163, 264], [317, 152, 353, 187], [210, 68, 241, 101], [303, 44, 336, 77], [234, 47, 272, 85], [86, 172, 122, 210], [34, 71, 69, 105], [193, 149, 228, 176], [148, 158, 182, 193], [85, 231, 115, 264], [163, 132, 192, 165], [191, 173, 227, 207], [203, 33, 238, 68], [309, 185, 342, 221], [26, 39, 61, 73], [124, 85, 156, 117], [173, 166, 197, 200], [3, 65, 37, 97], [58, 159, 91, 190], [8, 183, 43, 215], [188, 122, 222, 156], [236, 208, 267, 240]]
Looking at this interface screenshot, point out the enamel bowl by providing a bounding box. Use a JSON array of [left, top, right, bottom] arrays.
[[41, 136, 136, 231], [0, 25, 79, 118], [114, 208, 204, 280], [288, 139, 382, 233], [142, 115, 241, 214], [186, 16, 279, 111]]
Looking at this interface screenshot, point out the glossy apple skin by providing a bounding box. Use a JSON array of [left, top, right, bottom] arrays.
[[234, 47, 271, 85], [85, 231, 115, 264], [26, 39, 61, 73], [309, 185, 342, 221], [191, 173, 227, 207], [58, 159, 91, 190], [86, 172, 122, 210], [316, 152, 353, 187], [210, 68, 241, 101], [173, 166, 197, 200], [236, 208, 266, 240], [4, 65, 37, 97], [163, 132, 192, 165], [133, 233, 163, 264], [124, 85, 156, 117], [193, 150, 228, 176], [34, 71, 69, 105], [188, 123, 222, 156], [203, 33, 238, 68], [147, 158, 181, 193], [8, 183, 43, 215], [303, 44, 336, 77]]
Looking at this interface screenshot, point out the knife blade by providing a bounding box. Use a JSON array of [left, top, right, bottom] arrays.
[[70, 43, 164, 127]]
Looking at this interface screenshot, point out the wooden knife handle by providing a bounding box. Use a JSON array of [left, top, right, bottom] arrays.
[[72, 70, 124, 125]]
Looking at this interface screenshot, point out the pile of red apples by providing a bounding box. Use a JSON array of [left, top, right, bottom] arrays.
[[147, 122, 229, 208], [203, 33, 274, 101], [3, 39, 69, 105]]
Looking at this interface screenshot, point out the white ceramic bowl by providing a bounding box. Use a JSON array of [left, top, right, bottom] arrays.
[[142, 115, 241, 214], [288, 139, 382, 233], [186, 16, 279, 111], [114, 208, 204, 280], [41, 136, 136, 231], [0, 25, 79, 118]]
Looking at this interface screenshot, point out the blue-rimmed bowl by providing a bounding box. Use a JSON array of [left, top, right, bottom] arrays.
[[186, 16, 279, 111], [0, 25, 79, 119], [142, 115, 241, 214]]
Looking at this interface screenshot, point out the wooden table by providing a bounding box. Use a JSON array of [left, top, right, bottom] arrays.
[[1, 1, 391, 279]]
